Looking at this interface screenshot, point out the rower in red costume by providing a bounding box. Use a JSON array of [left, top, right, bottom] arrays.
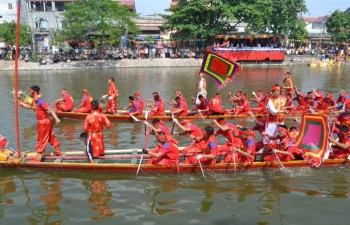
[[170, 96, 189, 117], [334, 103, 350, 133], [209, 92, 228, 115], [336, 90, 349, 110], [124, 96, 141, 116], [316, 91, 336, 112], [143, 118, 178, 146], [18, 85, 61, 162], [264, 85, 286, 145], [53, 88, 74, 112], [262, 125, 304, 162], [173, 119, 206, 153], [193, 94, 210, 115], [106, 77, 118, 114], [133, 92, 144, 115], [222, 127, 256, 165], [84, 100, 111, 161], [148, 94, 165, 116], [328, 125, 350, 159], [142, 131, 179, 168], [250, 114, 267, 151], [232, 93, 250, 115], [183, 126, 218, 165], [73, 89, 93, 113], [212, 118, 242, 152]]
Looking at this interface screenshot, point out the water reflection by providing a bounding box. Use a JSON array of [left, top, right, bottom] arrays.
[[83, 180, 115, 220]]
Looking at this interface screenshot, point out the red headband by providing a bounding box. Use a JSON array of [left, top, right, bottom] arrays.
[[239, 129, 256, 137]]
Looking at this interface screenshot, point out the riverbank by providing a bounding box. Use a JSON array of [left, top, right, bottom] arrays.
[[0, 55, 319, 71]]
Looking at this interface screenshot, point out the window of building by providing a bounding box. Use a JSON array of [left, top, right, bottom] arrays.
[[8, 3, 13, 10], [35, 17, 49, 31], [46, 2, 52, 11], [55, 2, 67, 11]]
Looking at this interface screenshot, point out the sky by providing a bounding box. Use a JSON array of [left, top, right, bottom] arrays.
[[134, 0, 349, 17]]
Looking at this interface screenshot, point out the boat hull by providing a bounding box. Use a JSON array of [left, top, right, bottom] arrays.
[[1, 150, 349, 173]]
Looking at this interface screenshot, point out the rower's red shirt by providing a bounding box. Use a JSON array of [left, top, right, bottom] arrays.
[[63, 93, 74, 109], [209, 96, 222, 113], [34, 97, 50, 120], [337, 112, 350, 128], [155, 98, 165, 114], [82, 95, 93, 111], [158, 141, 179, 161], [185, 124, 203, 137], [215, 123, 240, 144]]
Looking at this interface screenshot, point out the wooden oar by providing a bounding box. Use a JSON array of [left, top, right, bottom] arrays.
[[136, 132, 150, 176], [197, 155, 206, 178], [197, 110, 205, 121], [233, 151, 236, 174], [171, 113, 176, 134], [130, 114, 140, 122]]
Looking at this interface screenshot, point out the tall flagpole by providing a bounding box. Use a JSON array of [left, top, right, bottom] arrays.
[[14, 0, 22, 156]]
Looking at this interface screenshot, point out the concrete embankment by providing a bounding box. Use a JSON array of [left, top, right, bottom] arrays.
[[0, 55, 315, 71]]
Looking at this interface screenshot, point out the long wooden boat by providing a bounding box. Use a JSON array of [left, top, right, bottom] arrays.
[[56, 111, 318, 121], [1, 148, 349, 173]]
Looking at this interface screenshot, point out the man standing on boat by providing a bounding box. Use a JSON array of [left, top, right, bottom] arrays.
[[18, 85, 61, 162], [84, 100, 111, 161], [282, 72, 294, 94], [264, 85, 286, 145], [105, 78, 118, 114], [196, 72, 207, 104], [73, 89, 93, 113], [53, 88, 74, 112]]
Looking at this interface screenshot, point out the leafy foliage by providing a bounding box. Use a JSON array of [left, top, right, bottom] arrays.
[[162, 0, 308, 44], [59, 0, 139, 47], [0, 21, 31, 46], [326, 10, 350, 44]]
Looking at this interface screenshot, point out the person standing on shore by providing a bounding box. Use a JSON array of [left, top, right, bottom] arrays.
[[53, 88, 74, 112], [84, 100, 111, 161], [105, 77, 118, 114], [18, 85, 61, 162], [196, 72, 207, 104]]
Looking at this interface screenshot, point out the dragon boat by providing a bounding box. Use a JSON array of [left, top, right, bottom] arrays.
[[1, 148, 349, 173], [56, 110, 338, 121]]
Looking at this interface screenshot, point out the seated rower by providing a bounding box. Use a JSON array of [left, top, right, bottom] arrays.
[[133, 92, 144, 115], [209, 92, 228, 115], [212, 118, 242, 152], [328, 125, 350, 159], [231, 93, 250, 115], [144, 118, 178, 146], [334, 103, 350, 133], [53, 88, 74, 112], [173, 119, 205, 153], [73, 89, 93, 113], [261, 125, 304, 162], [147, 94, 165, 116], [192, 94, 210, 116], [170, 96, 188, 117], [221, 127, 256, 165], [183, 126, 218, 165], [123, 96, 142, 116], [142, 131, 179, 167]]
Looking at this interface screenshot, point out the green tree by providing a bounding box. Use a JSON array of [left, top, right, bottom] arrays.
[[0, 21, 31, 46], [326, 10, 350, 44], [60, 0, 139, 47], [162, 0, 307, 45]]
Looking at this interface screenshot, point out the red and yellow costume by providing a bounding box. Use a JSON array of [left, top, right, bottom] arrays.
[[209, 95, 227, 115], [84, 111, 111, 158]]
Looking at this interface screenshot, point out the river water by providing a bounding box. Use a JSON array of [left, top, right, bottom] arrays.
[[0, 65, 349, 224]]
